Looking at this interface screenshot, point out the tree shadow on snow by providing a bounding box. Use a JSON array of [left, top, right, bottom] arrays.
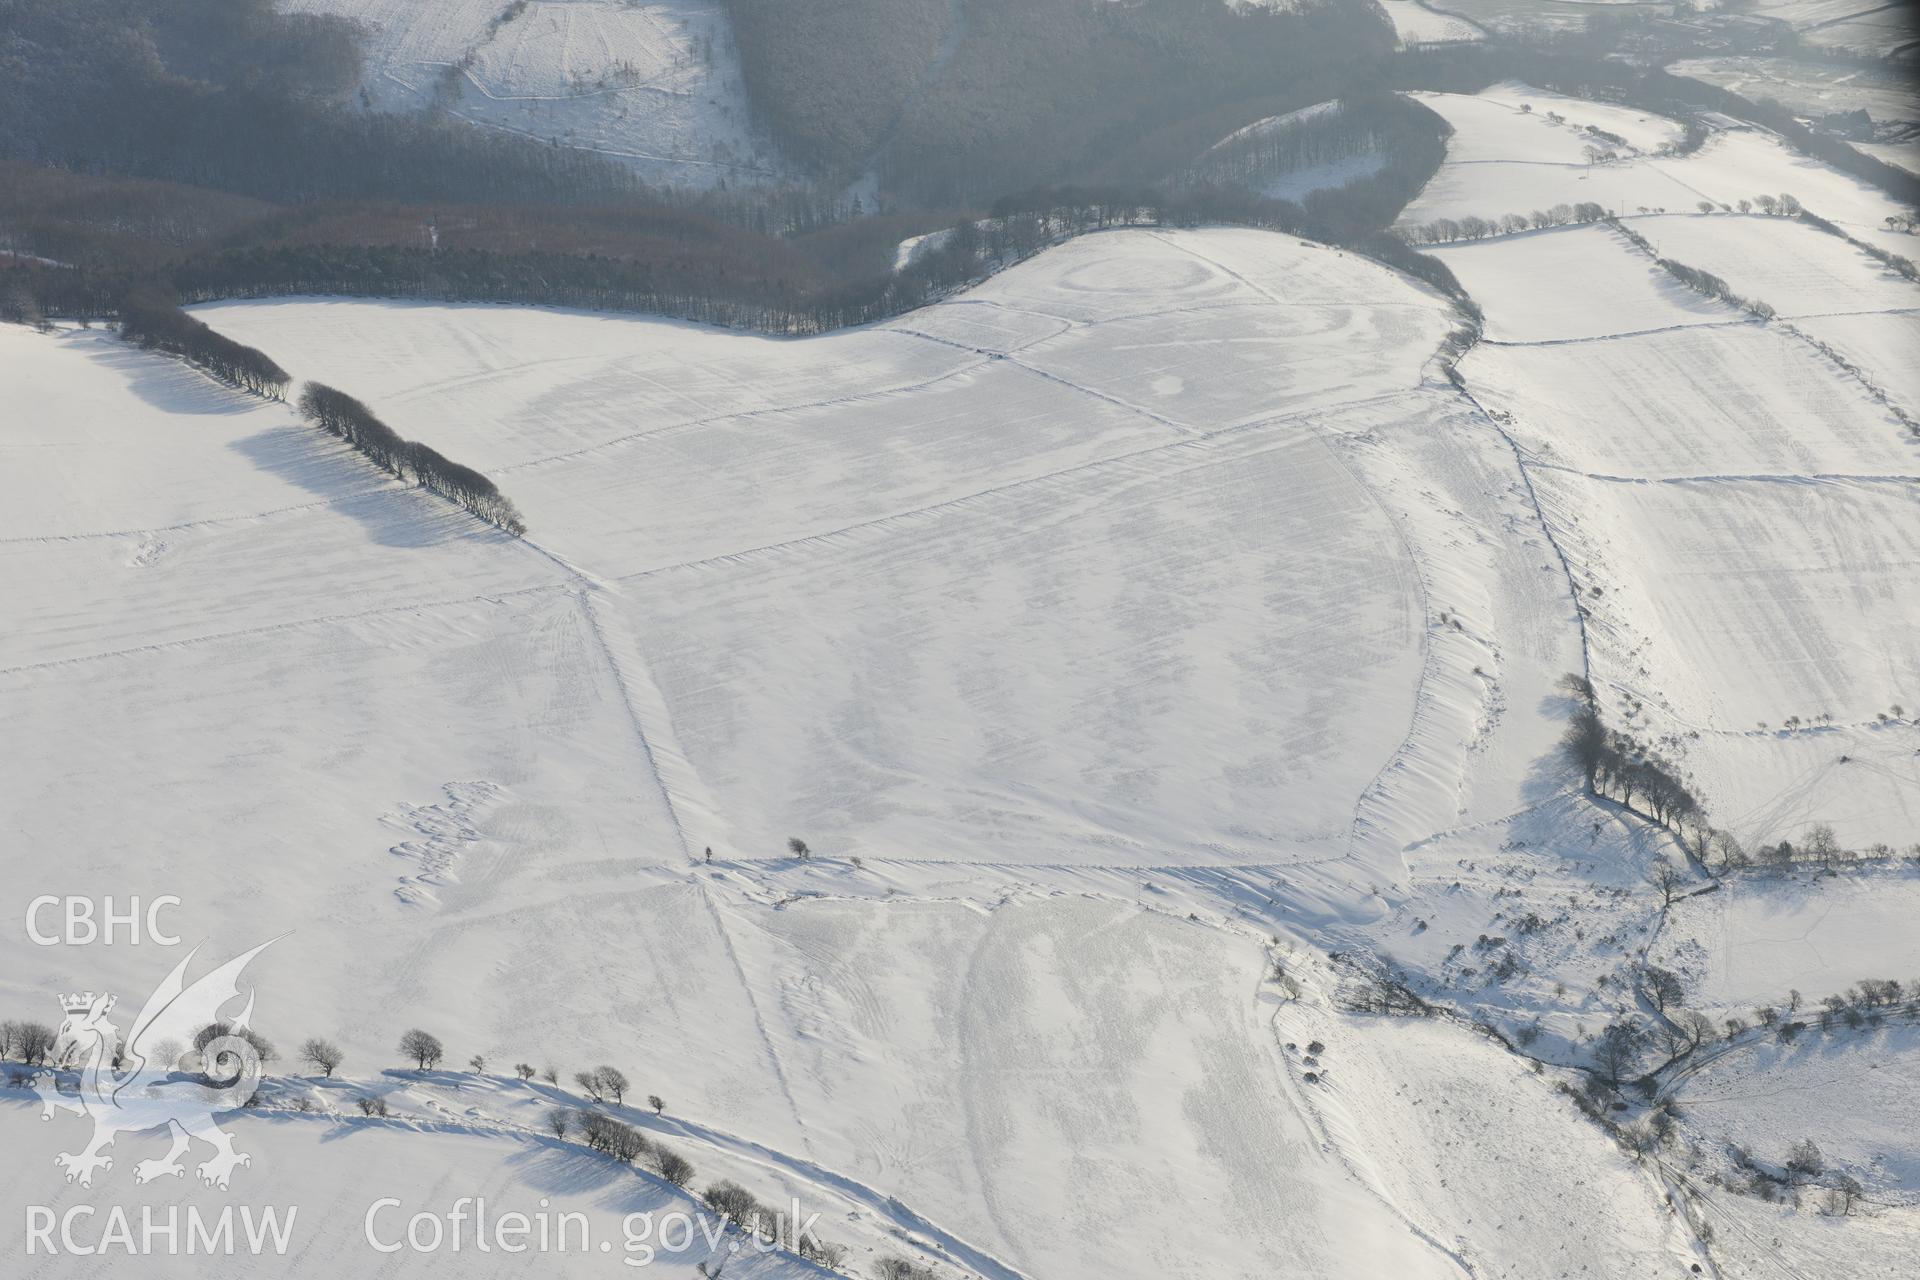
[[228, 429, 486, 550], [1519, 691, 1584, 806], [81, 336, 261, 419]]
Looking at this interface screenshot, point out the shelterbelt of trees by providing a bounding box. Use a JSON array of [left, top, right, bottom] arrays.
[[119, 290, 288, 398], [298, 384, 526, 536]]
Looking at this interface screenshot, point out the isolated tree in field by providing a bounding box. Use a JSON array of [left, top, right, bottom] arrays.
[[596, 1066, 629, 1104], [545, 1107, 571, 1139], [515, 1062, 536, 1081], [399, 1029, 444, 1071], [574, 1070, 604, 1102], [787, 837, 810, 859], [299, 1037, 344, 1077], [469, 1055, 487, 1074], [648, 1094, 664, 1115]]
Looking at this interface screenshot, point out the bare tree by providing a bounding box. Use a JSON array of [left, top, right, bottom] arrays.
[[1592, 1020, 1645, 1089], [13, 1022, 56, 1066], [1786, 1139, 1826, 1183], [399, 1029, 444, 1071], [1646, 862, 1685, 908], [1643, 965, 1686, 1014], [567, 1066, 630, 1107], [703, 1180, 760, 1228], [299, 1037, 344, 1077], [579, 1112, 650, 1162], [1823, 1174, 1863, 1216], [650, 1145, 695, 1187]]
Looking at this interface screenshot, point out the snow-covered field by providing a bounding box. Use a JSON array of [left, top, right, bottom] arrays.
[[1654, 869, 1920, 1019], [1798, 309, 1920, 411], [1405, 82, 1920, 854], [1402, 85, 1911, 237], [1634, 212, 1920, 317], [187, 232, 1452, 867], [285, 0, 782, 185], [1430, 223, 1728, 341], [1462, 322, 1915, 477]]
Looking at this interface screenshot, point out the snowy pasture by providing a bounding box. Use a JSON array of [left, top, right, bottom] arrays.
[[1652, 870, 1920, 1020], [1633, 213, 1920, 317], [1461, 323, 1917, 477], [195, 231, 1458, 867], [1672, 1023, 1920, 1193], [1402, 85, 1914, 239], [1537, 470, 1920, 733], [1797, 310, 1920, 414], [1417, 83, 1920, 851], [1429, 223, 1729, 341]]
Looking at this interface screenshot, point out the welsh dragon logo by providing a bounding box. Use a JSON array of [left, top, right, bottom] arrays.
[[32, 939, 279, 1190]]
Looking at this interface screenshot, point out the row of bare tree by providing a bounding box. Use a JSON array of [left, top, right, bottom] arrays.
[[297, 384, 525, 536], [119, 292, 288, 398]]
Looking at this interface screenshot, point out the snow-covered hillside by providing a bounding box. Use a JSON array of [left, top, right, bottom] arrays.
[[5, 77, 1919, 1280], [0, 222, 1663, 1275], [1377, 0, 1486, 46], [286, 0, 784, 185]]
